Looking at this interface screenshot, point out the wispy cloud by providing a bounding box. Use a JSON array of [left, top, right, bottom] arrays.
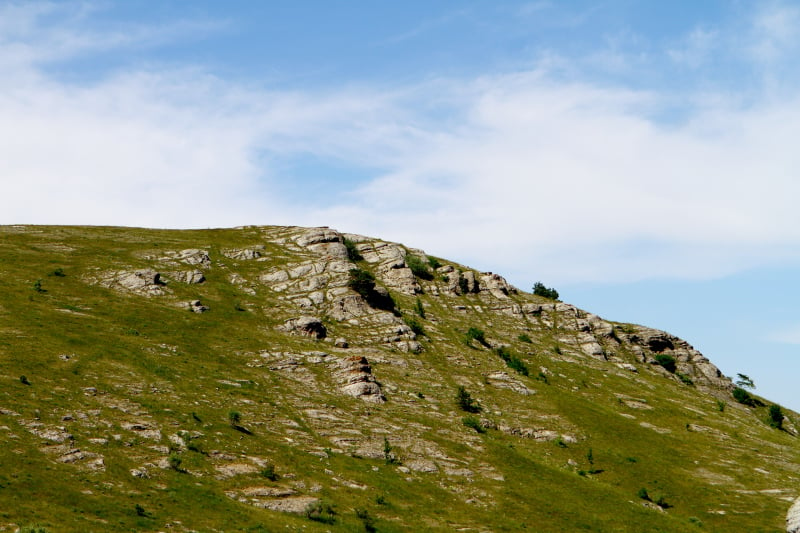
[[2, 1, 800, 287]]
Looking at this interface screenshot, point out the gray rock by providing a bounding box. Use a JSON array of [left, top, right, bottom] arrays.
[[334, 356, 385, 403], [105, 269, 167, 295], [167, 249, 211, 267], [187, 300, 209, 313], [222, 247, 263, 260], [279, 316, 327, 339], [169, 270, 205, 284], [788, 497, 800, 533], [334, 337, 348, 348]]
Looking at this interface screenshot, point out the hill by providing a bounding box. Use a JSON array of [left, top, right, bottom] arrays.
[[0, 224, 797, 532]]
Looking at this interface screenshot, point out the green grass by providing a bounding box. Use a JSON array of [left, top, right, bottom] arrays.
[[0, 225, 796, 532]]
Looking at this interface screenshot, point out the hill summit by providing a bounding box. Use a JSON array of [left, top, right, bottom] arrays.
[[0, 224, 797, 532]]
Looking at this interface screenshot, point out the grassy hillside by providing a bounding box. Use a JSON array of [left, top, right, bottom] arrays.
[[0, 225, 797, 532]]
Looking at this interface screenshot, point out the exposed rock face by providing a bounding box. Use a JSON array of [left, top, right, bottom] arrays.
[[788, 497, 800, 533], [168, 270, 205, 284], [223, 247, 263, 260], [279, 316, 327, 339], [624, 326, 730, 389], [165, 249, 211, 267], [333, 356, 385, 403], [294, 227, 348, 259], [102, 269, 167, 296]]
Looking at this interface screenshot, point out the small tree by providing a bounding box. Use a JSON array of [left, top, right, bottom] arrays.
[[414, 298, 426, 319], [735, 373, 755, 389], [532, 281, 559, 300], [343, 238, 363, 262], [228, 410, 241, 427], [405, 255, 433, 280]]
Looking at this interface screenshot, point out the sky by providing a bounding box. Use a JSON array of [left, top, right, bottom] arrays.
[[1, 0, 800, 411]]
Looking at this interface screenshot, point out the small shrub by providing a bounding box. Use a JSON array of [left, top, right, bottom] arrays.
[[517, 333, 532, 343], [654, 354, 677, 373], [383, 437, 399, 465], [655, 496, 672, 509], [532, 281, 559, 300], [456, 386, 481, 413], [462, 415, 486, 433], [732, 387, 761, 407], [403, 316, 425, 337], [49, 267, 66, 277], [689, 517, 703, 527], [168, 453, 183, 471], [676, 372, 693, 385], [135, 504, 148, 517], [536, 371, 549, 384], [586, 448, 594, 467], [428, 256, 442, 269], [555, 437, 568, 448], [191, 412, 202, 423], [348, 268, 396, 312], [458, 275, 470, 295], [32, 279, 45, 293], [228, 410, 242, 426], [260, 462, 279, 480], [406, 254, 433, 280], [343, 238, 363, 262], [19, 375, 30, 385], [414, 297, 426, 319], [715, 399, 726, 412], [375, 494, 387, 505], [464, 327, 487, 346], [768, 404, 784, 429], [416, 391, 425, 399], [355, 508, 376, 533], [496, 347, 529, 376], [637, 487, 651, 501], [306, 499, 336, 524]]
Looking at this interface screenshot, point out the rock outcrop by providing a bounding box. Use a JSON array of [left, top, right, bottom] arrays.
[[333, 356, 385, 403], [789, 497, 800, 533], [279, 316, 327, 339]]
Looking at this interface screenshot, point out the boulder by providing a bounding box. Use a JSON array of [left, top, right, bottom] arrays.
[[294, 228, 348, 259], [187, 300, 209, 313], [169, 270, 205, 284], [222, 247, 263, 260], [167, 249, 211, 267], [105, 269, 167, 296], [279, 316, 327, 339]]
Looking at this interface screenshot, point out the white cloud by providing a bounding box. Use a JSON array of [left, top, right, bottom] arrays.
[[3, 2, 800, 288]]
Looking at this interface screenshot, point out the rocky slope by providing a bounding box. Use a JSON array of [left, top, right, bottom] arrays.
[[0, 225, 797, 532]]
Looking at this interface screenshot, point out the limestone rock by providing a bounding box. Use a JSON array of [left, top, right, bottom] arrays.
[[186, 300, 209, 313], [333, 356, 385, 403], [102, 269, 167, 296], [223, 247, 263, 260], [479, 273, 515, 299], [788, 497, 800, 533], [166, 249, 211, 267], [279, 316, 327, 339], [294, 227, 348, 259], [169, 270, 205, 284]]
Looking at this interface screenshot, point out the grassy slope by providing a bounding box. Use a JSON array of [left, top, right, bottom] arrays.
[[0, 225, 797, 532]]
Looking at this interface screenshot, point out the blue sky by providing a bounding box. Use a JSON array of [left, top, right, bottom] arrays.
[[2, 1, 800, 410]]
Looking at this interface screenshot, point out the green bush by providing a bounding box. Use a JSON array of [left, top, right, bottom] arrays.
[[427, 256, 442, 269], [348, 268, 396, 312], [676, 372, 693, 385], [414, 297, 426, 319], [654, 354, 677, 373], [228, 410, 242, 426], [355, 508, 376, 533], [462, 415, 486, 433], [404, 316, 425, 337], [496, 347, 529, 376], [637, 487, 651, 501], [464, 327, 487, 346], [343, 238, 363, 262], [732, 387, 762, 407], [168, 453, 183, 471], [456, 386, 481, 413], [458, 274, 470, 295], [532, 281, 559, 300], [406, 254, 433, 280], [768, 404, 784, 429], [20, 375, 30, 385], [260, 462, 279, 481], [306, 499, 336, 524], [517, 333, 532, 343]]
